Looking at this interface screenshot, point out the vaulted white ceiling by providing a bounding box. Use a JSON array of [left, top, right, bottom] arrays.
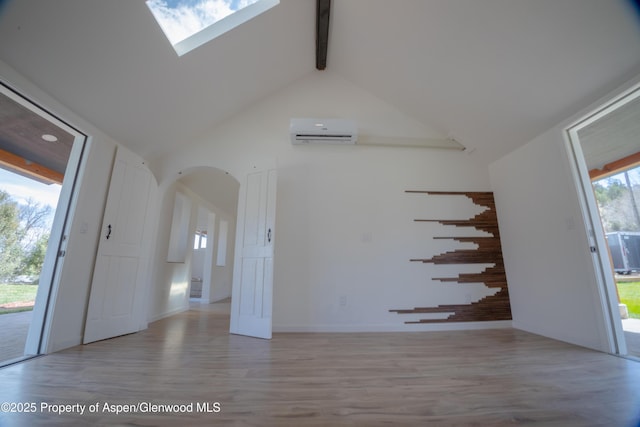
[[1, 0, 639, 164]]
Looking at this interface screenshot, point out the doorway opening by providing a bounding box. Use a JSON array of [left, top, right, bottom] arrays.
[[590, 162, 640, 358], [156, 160, 276, 340], [189, 206, 213, 300], [568, 83, 640, 358], [171, 167, 239, 318], [0, 82, 86, 366]]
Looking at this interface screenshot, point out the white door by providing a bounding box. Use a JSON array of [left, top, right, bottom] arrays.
[[83, 146, 154, 344], [229, 160, 277, 339]]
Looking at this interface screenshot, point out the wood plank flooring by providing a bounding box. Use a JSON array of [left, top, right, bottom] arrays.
[[1, 300, 639, 426]]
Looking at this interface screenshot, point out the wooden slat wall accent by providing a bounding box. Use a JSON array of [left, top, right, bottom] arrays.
[[390, 191, 512, 323]]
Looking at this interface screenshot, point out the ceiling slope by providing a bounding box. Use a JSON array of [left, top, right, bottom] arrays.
[[0, 0, 639, 163], [328, 0, 640, 161], [0, 0, 315, 160]]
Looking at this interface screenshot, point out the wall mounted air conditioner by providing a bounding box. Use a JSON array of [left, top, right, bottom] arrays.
[[290, 118, 358, 145]]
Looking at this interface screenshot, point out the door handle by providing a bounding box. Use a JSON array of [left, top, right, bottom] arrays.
[[267, 228, 272, 243], [106, 224, 112, 240]]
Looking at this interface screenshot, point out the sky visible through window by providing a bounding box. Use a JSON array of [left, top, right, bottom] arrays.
[[146, 0, 260, 45], [592, 166, 640, 233], [595, 167, 640, 187], [0, 168, 61, 226]]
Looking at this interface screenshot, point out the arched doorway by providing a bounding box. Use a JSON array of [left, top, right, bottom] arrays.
[[178, 168, 239, 305], [151, 166, 240, 322]]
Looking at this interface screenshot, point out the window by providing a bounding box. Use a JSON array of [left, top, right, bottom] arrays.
[[194, 230, 207, 250], [146, 0, 280, 56]]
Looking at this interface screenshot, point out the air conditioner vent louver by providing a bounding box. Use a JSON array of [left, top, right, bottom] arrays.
[[290, 118, 357, 145]]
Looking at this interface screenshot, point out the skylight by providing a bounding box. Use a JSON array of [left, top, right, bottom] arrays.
[[146, 0, 279, 56]]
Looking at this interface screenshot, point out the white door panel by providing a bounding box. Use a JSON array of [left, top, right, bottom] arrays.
[[230, 161, 277, 339], [84, 147, 154, 344]]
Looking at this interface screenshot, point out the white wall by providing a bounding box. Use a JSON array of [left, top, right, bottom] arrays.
[[192, 250, 205, 281], [148, 182, 194, 320], [209, 215, 235, 302], [490, 130, 610, 351], [151, 71, 508, 332], [489, 76, 640, 352], [0, 60, 118, 352]]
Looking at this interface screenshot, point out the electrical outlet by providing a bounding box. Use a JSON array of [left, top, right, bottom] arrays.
[[339, 295, 347, 307]]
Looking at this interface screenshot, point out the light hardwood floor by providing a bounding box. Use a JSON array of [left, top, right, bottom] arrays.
[[1, 300, 639, 426]]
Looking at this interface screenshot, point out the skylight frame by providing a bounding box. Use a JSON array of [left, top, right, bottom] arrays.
[[147, 0, 280, 56]]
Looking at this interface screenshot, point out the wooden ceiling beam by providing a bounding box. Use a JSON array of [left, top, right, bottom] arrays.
[[0, 147, 63, 185], [316, 0, 331, 70], [589, 151, 640, 181]]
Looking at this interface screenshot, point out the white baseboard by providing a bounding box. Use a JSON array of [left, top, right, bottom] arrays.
[[274, 320, 512, 333], [147, 305, 188, 323], [511, 320, 608, 352], [48, 334, 84, 353]]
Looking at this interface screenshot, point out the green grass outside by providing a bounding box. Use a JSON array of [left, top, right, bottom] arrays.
[[0, 283, 38, 315], [617, 281, 640, 319]]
